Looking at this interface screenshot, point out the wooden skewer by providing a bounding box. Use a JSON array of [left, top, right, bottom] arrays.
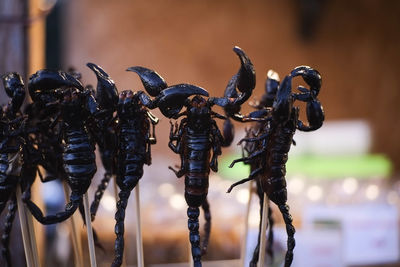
[[258, 193, 269, 267], [63, 182, 84, 267], [16, 186, 34, 267], [241, 180, 254, 266], [24, 206, 40, 267], [83, 193, 97, 267], [134, 184, 144, 267]]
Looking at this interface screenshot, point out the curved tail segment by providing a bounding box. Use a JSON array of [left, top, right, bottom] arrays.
[[188, 207, 202, 267], [112, 189, 131, 267]]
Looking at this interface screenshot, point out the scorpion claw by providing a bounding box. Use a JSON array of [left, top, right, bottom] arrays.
[[291, 66, 321, 97], [87, 63, 119, 111], [157, 84, 209, 118], [127, 66, 168, 97]]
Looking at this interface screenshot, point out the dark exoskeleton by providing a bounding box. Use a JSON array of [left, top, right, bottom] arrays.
[[159, 46, 256, 267], [22, 68, 110, 225], [0, 73, 26, 267], [110, 66, 162, 267], [228, 66, 324, 267]]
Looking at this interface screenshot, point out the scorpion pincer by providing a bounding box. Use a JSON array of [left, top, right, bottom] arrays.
[[228, 66, 324, 267], [156, 46, 255, 267]]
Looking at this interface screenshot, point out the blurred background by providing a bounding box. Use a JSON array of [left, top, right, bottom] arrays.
[[1, 0, 400, 266]]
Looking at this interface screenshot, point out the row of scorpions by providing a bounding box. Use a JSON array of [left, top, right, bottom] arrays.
[[0, 46, 324, 267]]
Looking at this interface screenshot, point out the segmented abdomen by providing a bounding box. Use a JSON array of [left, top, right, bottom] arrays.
[[117, 125, 146, 191], [63, 127, 96, 196], [184, 129, 211, 207], [263, 120, 295, 205]]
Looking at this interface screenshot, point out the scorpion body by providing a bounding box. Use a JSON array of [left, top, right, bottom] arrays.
[[160, 47, 256, 267], [228, 66, 324, 267], [23, 69, 103, 225]]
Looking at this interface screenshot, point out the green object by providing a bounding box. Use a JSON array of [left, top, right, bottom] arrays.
[[219, 154, 392, 181]]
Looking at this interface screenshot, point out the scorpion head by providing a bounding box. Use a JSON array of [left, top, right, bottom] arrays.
[[2, 72, 25, 114], [28, 69, 84, 104], [211, 46, 256, 118], [87, 63, 119, 112], [290, 66, 324, 131], [157, 84, 209, 118]]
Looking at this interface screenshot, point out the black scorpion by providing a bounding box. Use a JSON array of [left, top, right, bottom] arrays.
[[109, 66, 164, 267], [158, 46, 256, 267], [228, 66, 324, 267], [22, 67, 111, 225]]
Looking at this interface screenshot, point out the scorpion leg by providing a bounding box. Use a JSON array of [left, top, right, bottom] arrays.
[[229, 148, 266, 168], [201, 198, 211, 255], [237, 132, 268, 146], [1, 194, 17, 267], [210, 121, 223, 172], [168, 120, 186, 177], [227, 167, 262, 193]]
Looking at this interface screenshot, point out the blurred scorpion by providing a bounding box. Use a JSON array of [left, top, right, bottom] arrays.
[[228, 66, 324, 267], [158, 46, 256, 267], [0, 73, 27, 267]]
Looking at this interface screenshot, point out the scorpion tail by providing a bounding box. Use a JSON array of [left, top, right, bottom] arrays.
[[201, 199, 211, 255], [90, 172, 112, 221], [23, 190, 79, 225], [278, 204, 295, 267], [112, 189, 131, 267], [267, 202, 274, 260], [77, 200, 104, 251], [188, 206, 202, 267], [1, 195, 17, 267]]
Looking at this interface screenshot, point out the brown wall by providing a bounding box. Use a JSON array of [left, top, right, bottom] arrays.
[[61, 0, 400, 173]]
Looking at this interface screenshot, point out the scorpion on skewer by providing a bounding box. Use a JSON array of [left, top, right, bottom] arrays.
[[159, 46, 256, 267], [228, 66, 324, 267], [22, 66, 115, 225], [109, 66, 164, 267]]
